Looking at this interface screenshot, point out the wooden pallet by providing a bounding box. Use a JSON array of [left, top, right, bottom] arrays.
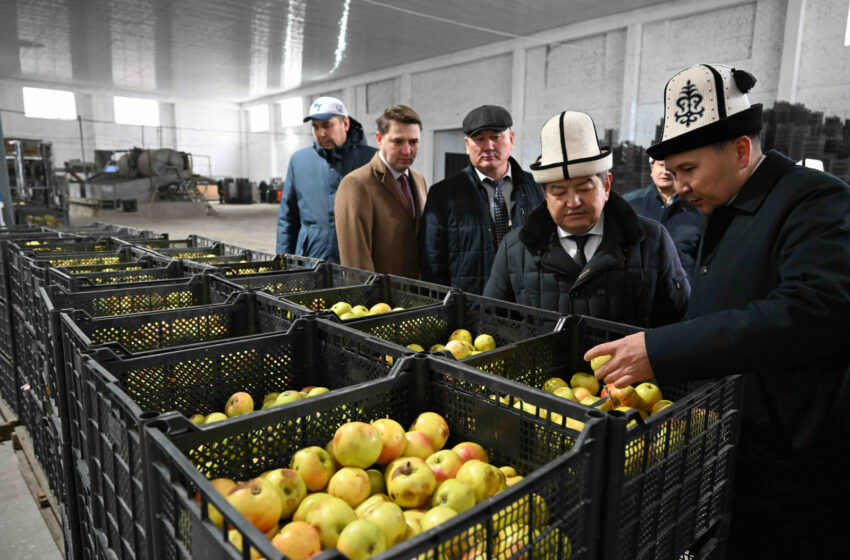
[[11, 426, 65, 558]]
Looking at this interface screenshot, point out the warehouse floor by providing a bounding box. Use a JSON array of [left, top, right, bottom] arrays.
[[0, 200, 282, 558]]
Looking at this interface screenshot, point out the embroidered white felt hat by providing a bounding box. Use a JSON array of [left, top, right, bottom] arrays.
[[530, 111, 612, 184], [647, 63, 762, 160]]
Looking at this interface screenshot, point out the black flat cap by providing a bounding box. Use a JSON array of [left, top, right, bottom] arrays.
[[462, 105, 513, 137]]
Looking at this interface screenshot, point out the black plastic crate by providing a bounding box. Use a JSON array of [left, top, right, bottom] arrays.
[[135, 235, 274, 262], [77, 317, 408, 560], [339, 290, 565, 357], [274, 273, 453, 325], [17, 385, 66, 507], [182, 253, 324, 277], [47, 257, 187, 291], [0, 303, 14, 361], [0, 350, 18, 416], [216, 261, 375, 297], [143, 355, 607, 560], [464, 315, 742, 560]]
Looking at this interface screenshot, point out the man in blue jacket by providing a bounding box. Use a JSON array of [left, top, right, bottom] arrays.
[[276, 96, 376, 261], [419, 105, 544, 293], [623, 157, 703, 277]]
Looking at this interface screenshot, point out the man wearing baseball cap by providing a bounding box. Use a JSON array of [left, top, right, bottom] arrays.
[[276, 96, 376, 261], [483, 110, 688, 327], [419, 105, 544, 293], [587, 64, 850, 556]]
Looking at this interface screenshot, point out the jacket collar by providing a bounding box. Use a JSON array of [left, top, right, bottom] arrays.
[[314, 116, 370, 161], [519, 190, 644, 252], [727, 150, 796, 215], [464, 156, 537, 191]]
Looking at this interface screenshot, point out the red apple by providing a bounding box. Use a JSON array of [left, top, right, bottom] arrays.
[[410, 412, 450, 451], [425, 450, 463, 483], [226, 477, 283, 533], [403, 431, 435, 460], [271, 521, 322, 560], [224, 392, 254, 417], [452, 441, 489, 463], [372, 418, 406, 465]]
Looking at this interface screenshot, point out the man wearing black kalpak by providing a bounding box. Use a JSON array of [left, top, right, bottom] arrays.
[[588, 63, 850, 556]]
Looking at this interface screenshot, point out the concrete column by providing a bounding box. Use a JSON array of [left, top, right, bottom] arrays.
[[400, 73, 412, 105], [270, 103, 280, 178], [777, 0, 806, 102], [0, 114, 12, 224], [511, 47, 527, 163], [619, 23, 642, 143]]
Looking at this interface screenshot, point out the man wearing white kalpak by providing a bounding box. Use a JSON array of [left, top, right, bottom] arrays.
[[483, 111, 688, 327], [587, 64, 850, 556]]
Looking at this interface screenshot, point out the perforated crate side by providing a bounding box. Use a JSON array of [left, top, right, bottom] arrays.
[[0, 350, 19, 417], [225, 262, 373, 298], [78, 318, 406, 559], [47, 258, 187, 291], [143, 356, 606, 560], [345, 291, 564, 356]]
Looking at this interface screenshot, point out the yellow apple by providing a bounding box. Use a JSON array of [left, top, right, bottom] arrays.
[[542, 377, 568, 393], [473, 334, 497, 352], [448, 329, 473, 345], [368, 302, 392, 315], [590, 354, 612, 372], [570, 372, 600, 396]]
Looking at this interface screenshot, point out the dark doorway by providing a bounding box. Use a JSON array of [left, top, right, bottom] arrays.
[[445, 153, 470, 178]]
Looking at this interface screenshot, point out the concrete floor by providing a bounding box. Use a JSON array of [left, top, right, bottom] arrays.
[[71, 200, 281, 254], [0, 200, 282, 559]]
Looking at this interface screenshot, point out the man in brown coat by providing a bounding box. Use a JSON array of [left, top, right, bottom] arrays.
[[335, 105, 427, 277]]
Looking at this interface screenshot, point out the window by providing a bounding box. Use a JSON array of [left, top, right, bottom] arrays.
[[846, 2, 850, 46], [22, 87, 76, 120], [279, 97, 304, 128], [249, 104, 270, 132], [114, 96, 159, 126]]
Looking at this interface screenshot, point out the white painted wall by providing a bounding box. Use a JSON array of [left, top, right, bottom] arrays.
[[0, 79, 243, 178], [244, 0, 850, 188]]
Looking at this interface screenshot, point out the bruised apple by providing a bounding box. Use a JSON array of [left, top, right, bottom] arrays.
[[271, 521, 322, 560], [263, 468, 307, 520], [385, 457, 437, 508], [226, 477, 283, 533]]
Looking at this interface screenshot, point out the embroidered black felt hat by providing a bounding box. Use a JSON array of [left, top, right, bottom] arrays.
[[647, 63, 763, 160]]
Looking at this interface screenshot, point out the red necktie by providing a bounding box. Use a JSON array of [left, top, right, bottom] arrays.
[[398, 173, 414, 217]]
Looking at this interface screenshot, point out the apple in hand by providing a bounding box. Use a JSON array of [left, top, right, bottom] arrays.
[[431, 478, 476, 514], [456, 460, 505, 503], [305, 495, 357, 549], [328, 467, 372, 508], [363, 501, 407, 547], [290, 446, 335, 491], [334, 422, 383, 468], [224, 392, 254, 417], [403, 430, 435, 459], [335, 519, 387, 560], [426, 449, 464, 483], [410, 412, 450, 451], [385, 457, 437, 508], [452, 441, 489, 463], [271, 521, 322, 560], [372, 418, 406, 465], [263, 468, 307, 520], [226, 477, 283, 533]]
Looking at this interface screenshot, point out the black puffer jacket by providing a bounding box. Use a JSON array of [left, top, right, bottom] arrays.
[[483, 192, 689, 327], [419, 158, 544, 293]]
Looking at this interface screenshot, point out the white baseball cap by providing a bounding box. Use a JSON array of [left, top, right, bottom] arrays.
[[304, 96, 349, 122]]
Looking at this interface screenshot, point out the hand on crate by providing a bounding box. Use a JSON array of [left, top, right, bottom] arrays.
[[584, 332, 653, 388]]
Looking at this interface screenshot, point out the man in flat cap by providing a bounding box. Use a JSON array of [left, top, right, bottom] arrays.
[[484, 111, 688, 327], [276, 96, 376, 261], [587, 64, 850, 556], [419, 105, 544, 293]]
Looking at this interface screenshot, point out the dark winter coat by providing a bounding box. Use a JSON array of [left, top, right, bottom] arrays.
[[276, 117, 377, 261], [419, 158, 544, 293], [623, 185, 704, 277], [644, 150, 850, 553], [483, 191, 689, 327]]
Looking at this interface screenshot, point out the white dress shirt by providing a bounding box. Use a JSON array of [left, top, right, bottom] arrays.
[[557, 213, 605, 266]]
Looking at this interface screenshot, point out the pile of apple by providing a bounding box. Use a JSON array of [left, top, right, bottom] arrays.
[[188, 388, 331, 425], [406, 328, 498, 360], [200, 412, 560, 560], [540, 355, 673, 420], [330, 301, 403, 320]]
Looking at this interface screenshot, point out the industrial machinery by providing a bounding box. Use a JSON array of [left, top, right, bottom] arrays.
[[71, 147, 216, 213], [4, 137, 67, 226]]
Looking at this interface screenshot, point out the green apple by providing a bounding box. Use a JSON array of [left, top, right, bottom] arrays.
[[368, 302, 392, 315], [429, 343, 446, 352], [553, 386, 577, 401], [452, 441, 489, 463], [431, 478, 476, 514], [363, 501, 407, 547], [327, 467, 372, 508], [306, 386, 329, 397], [355, 493, 391, 518], [189, 413, 206, 426], [333, 422, 383, 468], [425, 449, 464, 483], [570, 372, 600, 396], [305, 495, 357, 549], [392, 307, 404, 311], [330, 301, 353, 317], [274, 390, 304, 406], [542, 377, 568, 393], [366, 469, 386, 495], [590, 354, 612, 372], [292, 492, 331, 522], [351, 305, 369, 317], [650, 399, 674, 415], [403, 430, 435, 460], [339, 312, 356, 320], [385, 457, 437, 508], [335, 519, 386, 560], [473, 333, 497, 352], [455, 460, 506, 503], [224, 392, 254, 417], [635, 382, 663, 411], [204, 412, 228, 425], [197, 478, 236, 529], [406, 343, 425, 352], [419, 505, 457, 532], [448, 329, 473, 345], [290, 447, 335, 492]]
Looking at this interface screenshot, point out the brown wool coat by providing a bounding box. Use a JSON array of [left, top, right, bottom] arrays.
[[335, 153, 428, 277]]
